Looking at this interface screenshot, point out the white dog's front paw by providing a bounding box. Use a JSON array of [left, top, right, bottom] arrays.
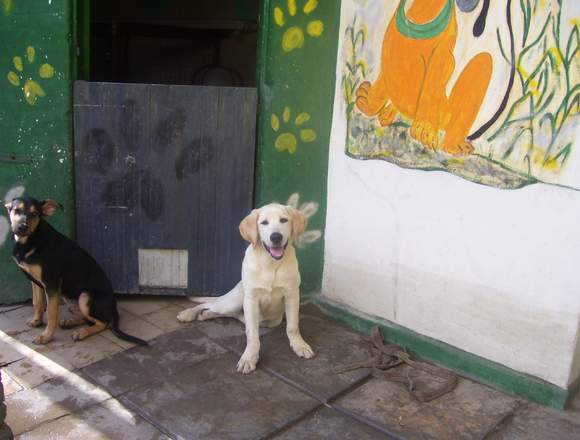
[[237, 349, 259, 374], [291, 340, 315, 359], [177, 308, 197, 322]]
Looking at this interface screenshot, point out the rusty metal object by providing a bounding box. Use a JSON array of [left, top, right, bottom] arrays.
[[336, 326, 458, 402]]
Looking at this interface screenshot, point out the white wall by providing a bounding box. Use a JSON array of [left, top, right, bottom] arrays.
[[323, 0, 580, 389], [322, 141, 580, 387]]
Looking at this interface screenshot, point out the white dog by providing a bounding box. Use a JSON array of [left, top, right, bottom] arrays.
[[177, 203, 315, 373]]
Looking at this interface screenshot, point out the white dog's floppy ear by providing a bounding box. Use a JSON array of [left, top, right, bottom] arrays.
[[287, 206, 308, 241], [239, 208, 260, 246], [41, 199, 63, 217]]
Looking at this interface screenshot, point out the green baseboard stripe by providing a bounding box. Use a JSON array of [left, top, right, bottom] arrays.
[[313, 295, 573, 409]]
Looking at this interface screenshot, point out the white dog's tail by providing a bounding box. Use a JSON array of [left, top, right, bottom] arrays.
[[186, 295, 220, 304]]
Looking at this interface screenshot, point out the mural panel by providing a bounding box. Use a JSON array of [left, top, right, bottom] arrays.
[[340, 0, 579, 190]]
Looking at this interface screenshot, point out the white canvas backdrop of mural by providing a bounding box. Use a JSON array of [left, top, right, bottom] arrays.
[[340, 0, 579, 190]]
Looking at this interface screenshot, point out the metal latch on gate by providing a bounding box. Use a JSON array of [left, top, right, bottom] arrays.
[[0, 153, 32, 164]]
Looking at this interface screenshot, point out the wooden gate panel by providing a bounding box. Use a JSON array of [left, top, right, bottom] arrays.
[[74, 81, 256, 295]]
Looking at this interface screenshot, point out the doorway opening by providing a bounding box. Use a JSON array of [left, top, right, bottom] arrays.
[[87, 0, 260, 87], [74, 0, 260, 295]]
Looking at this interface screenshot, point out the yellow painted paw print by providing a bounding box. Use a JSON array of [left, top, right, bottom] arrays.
[[7, 46, 55, 105], [274, 0, 324, 52], [271, 107, 317, 154], [2, 0, 14, 16]]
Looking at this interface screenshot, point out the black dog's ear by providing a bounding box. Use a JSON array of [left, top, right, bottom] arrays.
[[41, 199, 63, 216], [4, 200, 12, 212]]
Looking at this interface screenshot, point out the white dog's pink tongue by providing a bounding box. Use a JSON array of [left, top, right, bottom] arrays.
[[270, 247, 284, 258]]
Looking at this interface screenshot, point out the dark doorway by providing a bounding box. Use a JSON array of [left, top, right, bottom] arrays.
[[89, 0, 259, 87], [74, 1, 260, 296]]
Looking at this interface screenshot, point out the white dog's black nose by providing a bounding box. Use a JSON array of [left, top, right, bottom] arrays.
[[270, 232, 283, 245]]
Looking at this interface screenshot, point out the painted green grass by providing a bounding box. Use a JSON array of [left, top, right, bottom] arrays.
[[342, 16, 368, 146], [489, 0, 579, 174]]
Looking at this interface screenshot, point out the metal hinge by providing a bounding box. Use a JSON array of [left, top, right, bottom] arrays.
[[0, 153, 33, 164]]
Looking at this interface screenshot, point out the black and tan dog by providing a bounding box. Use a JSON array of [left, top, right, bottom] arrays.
[[5, 196, 147, 346]]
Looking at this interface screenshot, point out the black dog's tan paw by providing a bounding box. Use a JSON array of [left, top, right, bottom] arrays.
[[33, 333, 53, 345], [71, 329, 88, 341], [26, 317, 44, 328]]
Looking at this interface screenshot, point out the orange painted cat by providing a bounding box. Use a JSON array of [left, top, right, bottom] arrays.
[[355, 0, 493, 155]]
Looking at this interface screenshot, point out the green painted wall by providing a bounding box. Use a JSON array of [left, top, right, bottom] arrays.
[[255, 0, 340, 299], [0, 0, 340, 303], [0, 0, 74, 304]]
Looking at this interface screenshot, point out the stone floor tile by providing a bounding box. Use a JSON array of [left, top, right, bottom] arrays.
[[5, 372, 111, 435], [1, 333, 74, 390], [2, 305, 89, 352], [192, 316, 274, 354], [4, 333, 123, 391], [337, 375, 519, 440], [190, 310, 370, 400], [0, 339, 25, 365], [3, 356, 71, 390], [82, 326, 227, 396], [8, 327, 72, 352], [168, 296, 199, 309], [100, 314, 165, 350], [301, 302, 334, 320], [120, 352, 321, 440], [0, 305, 26, 314], [487, 402, 580, 440], [273, 407, 388, 439], [42, 335, 124, 370], [0, 370, 22, 396], [251, 314, 371, 400], [116, 296, 174, 316], [140, 304, 193, 333], [99, 330, 135, 351], [16, 398, 169, 440], [0, 306, 35, 337]]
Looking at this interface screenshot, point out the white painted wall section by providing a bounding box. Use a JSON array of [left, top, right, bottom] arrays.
[[323, 131, 580, 388], [323, 0, 580, 390]]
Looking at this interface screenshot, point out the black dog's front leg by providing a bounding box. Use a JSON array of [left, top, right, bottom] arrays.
[[27, 282, 46, 328], [33, 289, 60, 345]]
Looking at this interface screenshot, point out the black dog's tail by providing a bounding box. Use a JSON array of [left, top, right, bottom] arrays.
[[111, 310, 149, 346]]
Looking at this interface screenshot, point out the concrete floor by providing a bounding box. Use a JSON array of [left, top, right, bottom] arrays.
[[1, 297, 579, 439]]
